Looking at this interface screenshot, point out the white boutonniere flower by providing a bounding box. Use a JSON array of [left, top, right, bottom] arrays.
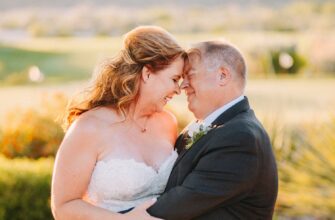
[[185, 123, 216, 150]]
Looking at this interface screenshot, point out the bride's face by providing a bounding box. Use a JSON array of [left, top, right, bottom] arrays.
[[141, 56, 184, 112]]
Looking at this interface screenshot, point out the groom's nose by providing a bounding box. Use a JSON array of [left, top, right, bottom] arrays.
[[180, 78, 189, 90]]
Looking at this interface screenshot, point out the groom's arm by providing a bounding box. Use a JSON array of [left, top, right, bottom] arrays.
[[147, 130, 259, 220]]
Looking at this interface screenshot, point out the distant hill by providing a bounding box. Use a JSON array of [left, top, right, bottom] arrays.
[[0, 0, 324, 10]]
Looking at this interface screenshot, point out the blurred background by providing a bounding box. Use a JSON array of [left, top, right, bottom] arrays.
[[0, 0, 334, 219]]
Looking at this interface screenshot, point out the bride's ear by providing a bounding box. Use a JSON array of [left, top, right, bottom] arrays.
[[217, 66, 231, 86], [141, 65, 151, 83]]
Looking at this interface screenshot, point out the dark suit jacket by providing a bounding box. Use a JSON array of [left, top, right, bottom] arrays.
[[147, 97, 278, 220]]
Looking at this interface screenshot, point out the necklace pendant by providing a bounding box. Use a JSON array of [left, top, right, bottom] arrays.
[[141, 128, 147, 133]]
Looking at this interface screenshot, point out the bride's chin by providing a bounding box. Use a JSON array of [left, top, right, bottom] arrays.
[[155, 105, 164, 113], [144, 103, 163, 114], [154, 103, 165, 113]]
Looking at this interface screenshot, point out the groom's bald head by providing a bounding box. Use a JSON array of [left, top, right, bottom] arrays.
[[181, 40, 247, 119], [187, 41, 247, 89]]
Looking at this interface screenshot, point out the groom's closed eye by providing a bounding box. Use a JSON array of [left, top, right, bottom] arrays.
[[183, 70, 193, 78], [187, 72, 195, 79]]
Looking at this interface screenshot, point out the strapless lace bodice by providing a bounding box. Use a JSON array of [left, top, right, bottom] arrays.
[[85, 150, 178, 212]]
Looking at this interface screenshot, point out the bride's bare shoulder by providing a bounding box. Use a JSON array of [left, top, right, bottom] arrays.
[[66, 107, 121, 137], [61, 107, 121, 153], [155, 109, 177, 126], [152, 110, 178, 139]]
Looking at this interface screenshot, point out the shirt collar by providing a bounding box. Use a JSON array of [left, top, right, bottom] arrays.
[[203, 95, 244, 126]]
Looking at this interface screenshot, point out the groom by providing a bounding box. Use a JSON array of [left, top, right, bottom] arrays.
[[147, 41, 278, 219]]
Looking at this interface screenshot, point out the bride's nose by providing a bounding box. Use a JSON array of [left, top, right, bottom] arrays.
[[174, 83, 181, 95]]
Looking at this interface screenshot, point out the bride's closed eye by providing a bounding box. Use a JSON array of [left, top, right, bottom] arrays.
[[172, 76, 181, 83], [172, 78, 179, 83]]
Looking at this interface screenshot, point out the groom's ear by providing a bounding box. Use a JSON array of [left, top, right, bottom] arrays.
[[141, 65, 152, 83], [217, 66, 231, 86]]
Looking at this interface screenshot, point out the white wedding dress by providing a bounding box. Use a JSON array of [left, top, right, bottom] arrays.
[[85, 150, 178, 212]]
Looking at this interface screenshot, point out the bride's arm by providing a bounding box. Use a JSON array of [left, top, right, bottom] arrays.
[[51, 117, 161, 220], [51, 117, 124, 220]]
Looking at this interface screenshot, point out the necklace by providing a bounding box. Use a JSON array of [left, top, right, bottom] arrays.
[[132, 116, 150, 133]]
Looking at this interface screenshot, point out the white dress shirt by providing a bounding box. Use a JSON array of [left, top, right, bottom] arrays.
[[203, 95, 244, 126], [187, 95, 244, 137]]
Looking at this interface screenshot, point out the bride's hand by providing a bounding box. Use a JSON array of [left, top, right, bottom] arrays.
[[123, 199, 163, 220]]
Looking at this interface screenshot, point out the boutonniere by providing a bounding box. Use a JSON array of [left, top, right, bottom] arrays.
[[185, 124, 217, 150]]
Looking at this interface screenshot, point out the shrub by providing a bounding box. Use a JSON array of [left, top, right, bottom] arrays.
[[270, 46, 307, 74], [266, 118, 335, 218], [0, 109, 64, 159], [0, 156, 53, 220], [3, 71, 29, 85]]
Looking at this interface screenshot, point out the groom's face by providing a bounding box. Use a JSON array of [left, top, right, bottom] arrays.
[[181, 53, 217, 119]]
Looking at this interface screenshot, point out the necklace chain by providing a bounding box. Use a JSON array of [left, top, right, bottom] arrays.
[[132, 116, 150, 133]]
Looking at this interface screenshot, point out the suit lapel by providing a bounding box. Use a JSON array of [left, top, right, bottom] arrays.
[[172, 129, 213, 171], [211, 96, 250, 127], [171, 97, 251, 172]]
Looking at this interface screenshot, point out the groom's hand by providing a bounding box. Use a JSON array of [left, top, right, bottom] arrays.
[[124, 199, 163, 220]]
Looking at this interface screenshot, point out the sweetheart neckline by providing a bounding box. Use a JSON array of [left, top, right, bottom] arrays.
[[96, 150, 177, 173]]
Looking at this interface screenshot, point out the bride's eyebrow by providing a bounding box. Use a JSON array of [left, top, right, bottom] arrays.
[[173, 73, 182, 79]]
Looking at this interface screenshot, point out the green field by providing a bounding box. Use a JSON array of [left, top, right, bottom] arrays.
[[1, 31, 335, 85]]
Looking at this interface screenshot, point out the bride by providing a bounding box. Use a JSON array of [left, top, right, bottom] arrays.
[[51, 26, 186, 220]]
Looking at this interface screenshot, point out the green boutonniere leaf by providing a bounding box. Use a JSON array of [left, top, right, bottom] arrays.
[[185, 124, 217, 149]]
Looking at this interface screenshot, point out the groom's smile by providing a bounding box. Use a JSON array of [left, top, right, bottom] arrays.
[[186, 92, 195, 104], [181, 53, 217, 119]]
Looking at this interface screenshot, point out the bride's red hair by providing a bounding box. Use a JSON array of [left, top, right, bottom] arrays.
[[64, 26, 186, 129]]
